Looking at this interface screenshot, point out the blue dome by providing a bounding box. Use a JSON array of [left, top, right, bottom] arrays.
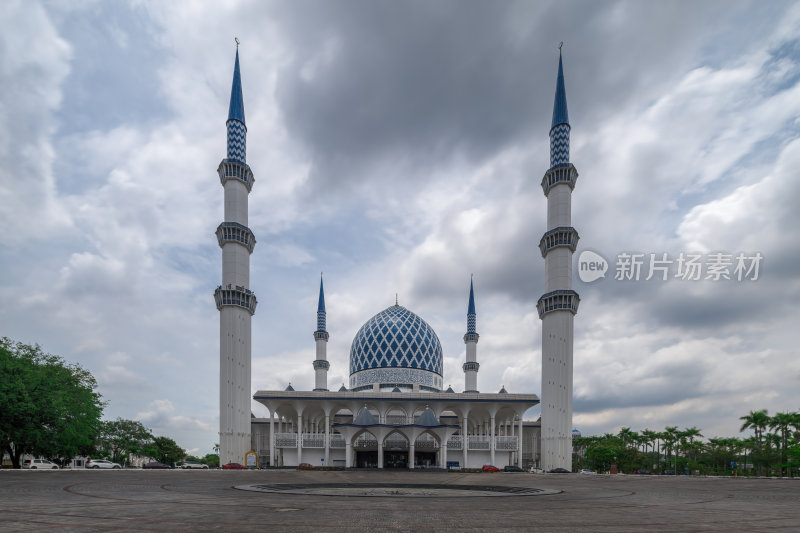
[[350, 305, 443, 378]]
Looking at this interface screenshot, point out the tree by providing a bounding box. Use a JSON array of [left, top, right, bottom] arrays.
[[95, 418, 154, 464], [740, 409, 770, 475], [202, 453, 220, 468], [769, 412, 796, 476], [0, 338, 104, 468], [147, 436, 185, 466]]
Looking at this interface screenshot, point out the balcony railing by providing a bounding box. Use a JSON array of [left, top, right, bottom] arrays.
[[495, 436, 519, 451], [302, 434, 325, 448], [275, 433, 297, 448], [468, 435, 491, 450], [385, 415, 408, 425], [446, 436, 463, 450], [329, 434, 345, 448]]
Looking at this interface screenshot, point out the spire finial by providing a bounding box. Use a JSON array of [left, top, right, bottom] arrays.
[[559, 41, 563, 53], [317, 275, 326, 314], [235, 37, 240, 48], [395, 293, 398, 306]]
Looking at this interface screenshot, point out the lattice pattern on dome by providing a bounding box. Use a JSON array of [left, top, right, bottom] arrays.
[[349, 305, 443, 376]]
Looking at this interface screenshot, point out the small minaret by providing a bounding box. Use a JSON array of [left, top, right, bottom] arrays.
[[313, 275, 330, 391], [462, 276, 480, 392], [214, 45, 257, 466], [538, 45, 580, 472]]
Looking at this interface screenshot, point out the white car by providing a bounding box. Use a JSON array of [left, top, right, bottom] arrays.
[[529, 467, 545, 474], [181, 460, 209, 469], [579, 469, 597, 475], [23, 459, 59, 469], [86, 459, 121, 469]]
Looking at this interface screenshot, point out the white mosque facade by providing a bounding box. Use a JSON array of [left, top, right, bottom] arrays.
[[216, 47, 578, 470]]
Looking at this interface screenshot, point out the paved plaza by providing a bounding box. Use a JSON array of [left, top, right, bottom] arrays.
[[1, 470, 799, 532]]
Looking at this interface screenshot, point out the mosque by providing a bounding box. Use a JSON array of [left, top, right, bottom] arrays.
[[215, 45, 579, 470]]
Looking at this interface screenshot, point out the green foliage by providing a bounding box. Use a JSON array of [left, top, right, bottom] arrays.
[[202, 453, 220, 468], [575, 409, 800, 477], [95, 418, 154, 464], [148, 436, 185, 466], [0, 337, 104, 468]]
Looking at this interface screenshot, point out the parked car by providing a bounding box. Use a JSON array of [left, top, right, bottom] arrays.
[[181, 460, 209, 469], [297, 463, 314, 470], [530, 467, 545, 474], [86, 459, 121, 469], [503, 465, 524, 472], [222, 462, 246, 470], [548, 467, 571, 473], [23, 459, 59, 470], [637, 470, 653, 475], [142, 461, 171, 469], [579, 469, 597, 475], [481, 465, 500, 472]]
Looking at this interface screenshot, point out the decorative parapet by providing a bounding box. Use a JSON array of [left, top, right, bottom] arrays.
[[301, 434, 325, 448], [463, 332, 480, 343], [538, 226, 579, 257], [468, 435, 491, 450], [462, 361, 480, 373], [214, 285, 257, 315], [541, 163, 578, 196], [217, 158, 254, 192], [313, 331, 330, 342], [536, 289, 580, 319], [275, 433, 297, 448], [495, 436, 519, 451], [312, 359, 330, 371], [446, 435, 463, 450], [329, 434, 345, 449], [216, 222, 256, 253]]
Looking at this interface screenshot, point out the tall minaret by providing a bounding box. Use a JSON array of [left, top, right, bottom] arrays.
[[214, 45, 257, 466], [313, 275, 330, 391], [537, 46, 580, 471], [463, 277, 480, 392]]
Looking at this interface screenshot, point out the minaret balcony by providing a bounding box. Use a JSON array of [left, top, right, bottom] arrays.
[[218, 159, 254, 192], [538, 226, 579, 257], [313, 331, 330, 342], [463, 332, 480, 343], [463, 361, 480, 372], [541, 163, 578, 196], [536, 289, 580, 319], [214, 285, 257, 315], [216, 222, 256, 253], [313, 359, 330, 371]]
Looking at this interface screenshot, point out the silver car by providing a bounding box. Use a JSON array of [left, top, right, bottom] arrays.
[[86, 459, 121, 469], [23, 459, 59, 469]]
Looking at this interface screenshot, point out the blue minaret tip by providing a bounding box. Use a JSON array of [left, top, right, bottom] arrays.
[[317, 274, 326, 313], [228, 48, 246, 125], [551, 46, 569, 131], [468, 276, 476, 315]]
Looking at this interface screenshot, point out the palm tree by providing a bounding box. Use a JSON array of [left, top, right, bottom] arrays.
[[663, 426, 679, 472], [740, 409, 770, 475], [770, 412, 795, 476], [740, 409, 770, 445]]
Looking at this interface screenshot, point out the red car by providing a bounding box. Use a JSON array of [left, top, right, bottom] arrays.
[[222, 462, 246, 470], [482, 465, 500, 472], [298, 463, 314, 470]]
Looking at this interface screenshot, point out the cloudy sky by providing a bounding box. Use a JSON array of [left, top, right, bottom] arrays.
[[1, 0, 799, 456]]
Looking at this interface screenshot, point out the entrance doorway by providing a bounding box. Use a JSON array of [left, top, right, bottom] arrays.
[[384, 452, 408, 469], [415, 451, 437, 469], [356, 451, 377, 468]]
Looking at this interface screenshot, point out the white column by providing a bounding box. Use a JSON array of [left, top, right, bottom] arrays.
[[462, 417, 468, 468], [409, 442, 415, 469], [297, 414, 303, 464], [490, 415, 496, 465], [378, 439, 384, 469], [324, 414, 330, 465], [345, 441, 352, 468], [441, 438, 448, 468], [269, 411, 275, 467], [518, 418, 524, 468]]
